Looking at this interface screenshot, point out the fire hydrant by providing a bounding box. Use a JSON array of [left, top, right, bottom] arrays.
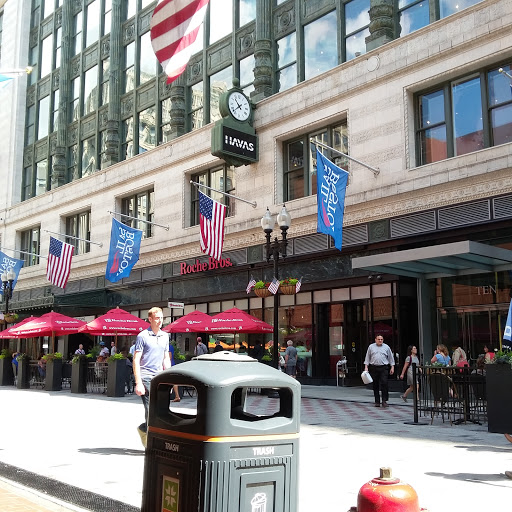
[[348, 467, 428, 512]]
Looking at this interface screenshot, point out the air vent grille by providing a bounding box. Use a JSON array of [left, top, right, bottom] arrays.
[[390, 211, 436, 238], [294, 234, 328, 255], [224, 248, 247, 265], [342, 224, 368, 246], [493, 195, 512, 219], [438, 200, 490, 229]]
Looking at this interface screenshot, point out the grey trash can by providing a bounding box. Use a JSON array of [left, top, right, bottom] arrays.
[[141, 351, 300, 512]]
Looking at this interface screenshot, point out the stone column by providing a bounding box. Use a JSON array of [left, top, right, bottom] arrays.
[[251, 0, 272, 102], [365, 0, 396, 53]]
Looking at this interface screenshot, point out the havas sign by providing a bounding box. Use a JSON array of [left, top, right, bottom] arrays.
[[222, 126, 257, 160], [180, 257, 233, 275], [211, 117, 259, 167]]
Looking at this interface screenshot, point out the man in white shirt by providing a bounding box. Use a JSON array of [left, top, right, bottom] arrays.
[[364, 335, 395, 408]]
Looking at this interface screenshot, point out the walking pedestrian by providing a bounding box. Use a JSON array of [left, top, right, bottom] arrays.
[[110, 341, 117, 355], [194, 336, 208, 356], [133, 307, 171, 447], [399, 345, 420, 402], [364, 335, 395, 408]]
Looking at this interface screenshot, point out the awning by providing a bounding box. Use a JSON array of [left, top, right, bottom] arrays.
[[351, 241, 512, 279]]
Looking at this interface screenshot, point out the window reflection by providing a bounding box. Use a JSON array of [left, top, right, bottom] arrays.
[[123, 118, 134, 159], [83, 65, 98, 115], [73, 12, 82, 56], [399, 2, 430, 36], [304, 11, 338, 80], [82, 137, 96, 177], [345, 0, 370, 60], [124, 42, 135, 93], [190, 81, 204, 130], [139, 107, 156, 153], [210, 66, 232, 122], [86, 0, 100, 48], [140, 32, 156, 84], [276, 32, 296, 92], [40, 35, 52, 78], [240, 0, 256, 26], [210, 0, 232, 43], [36, 160, 48, 196], [38, 95, 50, 139], [440, 0, 482, 18]]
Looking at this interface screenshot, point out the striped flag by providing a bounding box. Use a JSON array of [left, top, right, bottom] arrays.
[[199, 190, 226, 261], [268, 277, 280, 295], [46, 237, 74, 289], [295, 278, 302, 293], [246, 276, 256, 294], [0, 75, 14, 90], [150, 0, 210, 84]]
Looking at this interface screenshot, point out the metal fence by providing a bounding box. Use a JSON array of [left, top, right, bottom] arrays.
[[411, 364, 487, 425], [87, 362, 108, 394]]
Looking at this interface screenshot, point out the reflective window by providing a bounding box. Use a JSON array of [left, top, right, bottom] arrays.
[[26, 105, 36, 146], [161, 97, 172, 143], [121, 189, 154, 238], [36, 160, 48, 196], [86, 0, 100, 48], [139, 107, 156, 153], [66, 211, 91, 255], [68, 144, 78, 182], [124, 42, 135, 93], [189, 81, 204, 130], [210, 0, 232, 43], [73, 12, 82, 56], [20, 227, 40, 267], [240, 0, 256, 26], [399, 0, 430, 37], [126, 0, 136, 20], [440, 0, 482, 18], [276, 32, 296, 92], [70, 76, 80, 122], [83, 65, 98, 115], [28, 45, 38, 86], [305, 11, 338, 81], [99, 130, 108, 169], [22, 166, 33, 201], [122, 118, 134, 159], [210, 66, 232, 122], [55, 27, 62, 69], [140, 31, 156, 84], [37, 95, 50, 139], [40, 35, 53, 78], [104, 0, 112, 36], [43, 0, 55, 19], [101, 58, 110, 106], [417, 89, 447, 165], [240, 54, 255, 92], [488, 65, 512, 146], [51, 89, 59, 132], [82, 137, 96, 177], [345, 0, 370, 60]]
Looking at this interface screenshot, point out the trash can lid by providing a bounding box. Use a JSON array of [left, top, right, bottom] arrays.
[[193, 351, 256, 362]]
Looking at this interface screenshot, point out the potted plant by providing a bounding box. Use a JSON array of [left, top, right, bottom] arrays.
[[107, 351, 126, 397], [486, 350, 512, 434], [0, 348, 14, 386], [280, 277, 298, 295], [4, 313, 18, 324], [44, 352, 63, 392], [16, 353, 30, 389], [71, 353, 90, 394], [254, 280, 271, 298]]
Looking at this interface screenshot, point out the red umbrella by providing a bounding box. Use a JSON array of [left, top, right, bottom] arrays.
[[207, 307, 273, 333], [163, 310, 213, 333], [0, 316, 38, 339], [78, 308, 150, 345], [10, 312, 87, 352]]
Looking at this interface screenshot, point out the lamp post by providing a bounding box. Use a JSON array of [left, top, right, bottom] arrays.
[[1, 268, 16, 314], [261, 205, 292, 369]]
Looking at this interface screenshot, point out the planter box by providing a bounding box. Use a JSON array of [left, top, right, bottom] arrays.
[[280, 285, 296, 295], [16, 359, 30, 389], [254, 288, 271, 298], [0, 357, 14, 386], [71, 359, 87, 394], [45, 359, 63, 392], [107, 359, 126, 397], [486, 364, 512, 434]]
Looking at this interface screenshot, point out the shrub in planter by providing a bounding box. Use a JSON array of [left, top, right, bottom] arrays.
[[16, 353, 30, 389], [486, 350, 512, 434], [254, 280, 271, 298], [0, 349, 14, 386], [44, 352, 63, 391], [280, 277, 299, 295], [107, 352, 126, 397], [71, 354, 90, 394]]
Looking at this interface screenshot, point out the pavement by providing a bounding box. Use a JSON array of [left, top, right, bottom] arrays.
[[0, 382, 511, 512]]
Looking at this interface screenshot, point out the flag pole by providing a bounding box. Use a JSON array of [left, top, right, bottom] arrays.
[[1, 247, 47, 259], [107, 211, 169, 231], [310, 139, 380, 176], [190, 181, 257, 208], [43, 230, 103, 247]]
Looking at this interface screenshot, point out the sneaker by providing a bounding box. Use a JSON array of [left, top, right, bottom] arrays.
[[137, 425, 147, 448], [382, 401, 389, 408], [401, 395, 407, 402], [374, 403, 380, 407], [506, 471, 512, 480]]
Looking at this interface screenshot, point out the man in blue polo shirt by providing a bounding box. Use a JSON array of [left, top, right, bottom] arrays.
[[133, 306, 171, 446]]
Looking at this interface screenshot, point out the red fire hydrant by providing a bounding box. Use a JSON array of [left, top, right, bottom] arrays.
[[348, 467, 428, 512]]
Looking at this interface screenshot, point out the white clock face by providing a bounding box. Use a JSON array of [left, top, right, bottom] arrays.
[[228, 92, 250, 121]]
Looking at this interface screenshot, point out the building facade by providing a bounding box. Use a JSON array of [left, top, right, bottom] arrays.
[[0, 0, 511, 382]]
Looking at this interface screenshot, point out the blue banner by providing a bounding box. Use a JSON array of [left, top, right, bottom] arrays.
[[105, 218, 143, 283], [316, 150, 349, 251], [504, 299, 512, 342], [0, 251, 24, 294]]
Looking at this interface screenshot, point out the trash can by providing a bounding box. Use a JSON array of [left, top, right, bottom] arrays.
[[141, 351, 300, 512]]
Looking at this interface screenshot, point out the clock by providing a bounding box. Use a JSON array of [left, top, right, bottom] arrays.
[[227, 91, 251, 122]]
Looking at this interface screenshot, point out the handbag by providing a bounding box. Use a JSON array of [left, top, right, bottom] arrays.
[[361, 370, 373, 384]]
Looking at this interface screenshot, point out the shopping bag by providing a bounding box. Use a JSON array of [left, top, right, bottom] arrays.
[[361, 370, 373, 384]]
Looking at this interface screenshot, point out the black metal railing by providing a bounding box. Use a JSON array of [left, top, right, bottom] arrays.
[[411, 364, 487, 425], [86, 361, 108, 394]]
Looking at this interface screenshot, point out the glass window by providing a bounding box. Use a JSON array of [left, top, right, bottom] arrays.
[[345, 0, 370, 61], [124, 42, 135, 93], [83, 65, 98, 115], [101, 58, 110, 106], [140, 31, 156, 84], [28, 45, 38, 86], [37, 95, 50, 139], [139, 107, 156, 153], [70, 76, 80, 122], [55, 27, 62, 69], [122, 117, 134, 159], [20, 227, 41, 267], [304, 11, 338, 81], [440, 0, 483, 18], [240, 54, 255, 93], [40, 35, 53, 78], [81, 137, 96, 177], [161, 97, 172, 143], [99, 130, 108, 169], [43, 0, 55, 19], [104, 0, 112, 36], [51, 89, 59, 132], [239, 0, 256, 27], [189, 81, 204, 130], [121, 189, 154, 238], [452, 76, 484, 156], [22, 166, 33, 201], [276, 32, 296, 92], [210, 0, 232, 43], [210, 66, 232, 122], [283, 122, 348, 201], [126, 0, 136, 19], [487, 65, 512, 146], [68, 144, 78, 182], [86, 0, 100, 48], [36, 160, 48, 196], [399, 0, 430, 37], [66, 211, 91, 255], [73, 12, 82, 56], [417, 89, 447, 165], [26, 105, 35, 146]]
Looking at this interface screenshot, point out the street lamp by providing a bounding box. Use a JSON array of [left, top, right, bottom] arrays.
[[1, 268, 16, 314], [261, 205, 292, 369]]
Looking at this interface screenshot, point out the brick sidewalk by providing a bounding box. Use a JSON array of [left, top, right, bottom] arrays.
[[0, 478, 79, 512]]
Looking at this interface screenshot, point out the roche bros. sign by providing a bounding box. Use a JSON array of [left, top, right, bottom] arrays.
[[180, 257, 233, 275]]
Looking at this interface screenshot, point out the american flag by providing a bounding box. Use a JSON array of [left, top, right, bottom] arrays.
[[268, 277, 280, 295], [150, 0, 210, 84], [199, 190, 226, 261], [296, 278, 302, 293], [46, 237, 74, 289], [246, 276, 256, 294]]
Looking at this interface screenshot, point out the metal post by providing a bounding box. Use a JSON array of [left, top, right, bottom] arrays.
[[273, 247, 279, 370]]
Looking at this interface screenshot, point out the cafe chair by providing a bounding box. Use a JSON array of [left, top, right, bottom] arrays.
[[428, 372, 463, 425], [469, 374, 487, 424]]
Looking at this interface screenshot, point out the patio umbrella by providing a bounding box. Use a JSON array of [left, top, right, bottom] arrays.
[[0, 316, 38, 339], [207, 307, 273, 333], [10, 312, 87, 352], [163, 310, 213, 333], [78, 307, 150, 346]]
